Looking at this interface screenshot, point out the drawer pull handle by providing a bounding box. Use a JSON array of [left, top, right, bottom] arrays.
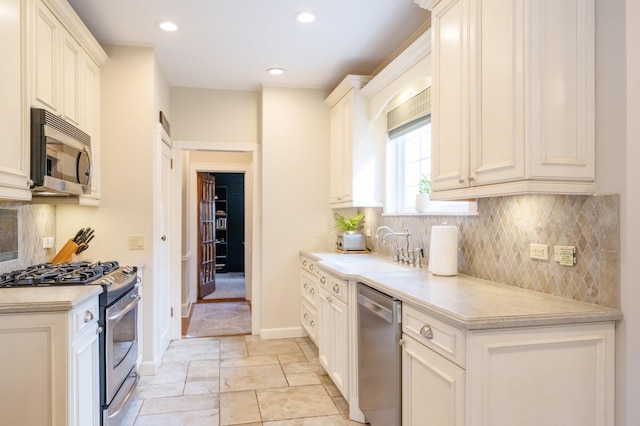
[[303, 313, 308, 319], [310, 264, 314, 270], [84, 311, 94, 323], [333, 284, 340, 293], [303, 260, 307, 267], [303, 283, 308, 289], [420, 325, 434, 340], [320, 277, 326, 284], [310, 320, 315, 327], [310, 288, 315, 295]]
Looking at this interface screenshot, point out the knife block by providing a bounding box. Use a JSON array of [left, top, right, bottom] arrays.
[[51, 240, 79, 263]]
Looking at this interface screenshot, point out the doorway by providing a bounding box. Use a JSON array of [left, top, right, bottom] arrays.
[[187, 169, 251, 337]]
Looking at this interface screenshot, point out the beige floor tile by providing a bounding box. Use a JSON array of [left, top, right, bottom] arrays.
[[187, 359, 220, 382], [136, 382, 184, 400], [162, 340, 220, 362], [332, 396, 349, 417], [220, 336, 248, 358], [220, 364, 288, 392], [246, 337, 304, 357], [220, 390, 261, 425], [139, 393, 219, 416], [170, 336, 220, 347], [183, 380, 219, 395], [277, 353, 309, 364], [281, 361, 325, 375], [134, 408, 219, 425], [286, 372, 322, 386], [256, 385, 340, 421], [221, 354, 279, 368], [138, 361, 189, 386], [318, 375, 341, 398], [263, 416, 347, 425]]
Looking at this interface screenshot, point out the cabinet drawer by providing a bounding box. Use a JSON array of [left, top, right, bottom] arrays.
[[301, 272, 318, 308], [403, 304, 465, 368], [72, 297, 99, 337], [319, 270, 348, 303], [300, 256, 319, 277], [301, 301, 317, 343]]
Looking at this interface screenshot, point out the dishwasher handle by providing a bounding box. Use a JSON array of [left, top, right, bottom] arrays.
[[358, 293, 395, 324]]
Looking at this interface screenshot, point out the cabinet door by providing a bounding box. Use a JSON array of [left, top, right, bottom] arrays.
[[330, 91, 354, 204], [431, 0, 469, 192], [61, 31, 82, 127], [468, 323, 614, 426], [402, 334, 465, 426], [79, 58, 101, 202], [33, 0, 60, 113], [0, 0, 30, 200], [317, 287, 349, 399], [70, 325, 100, 426], [468, 0, 525, 186]]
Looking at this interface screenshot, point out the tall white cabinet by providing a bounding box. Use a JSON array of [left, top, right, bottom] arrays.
[[326, 75, 383, 208], [419, 0, 596, 200]]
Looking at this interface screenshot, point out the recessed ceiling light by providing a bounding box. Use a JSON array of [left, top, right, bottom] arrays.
[[157, 20, 178, 32], [294, 11, 316, 23], [267, 68, 286, 76]]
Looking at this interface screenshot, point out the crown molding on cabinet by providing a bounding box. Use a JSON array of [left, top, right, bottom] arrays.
[[42, 0, 107, 65], [414, 0, 439, 10]]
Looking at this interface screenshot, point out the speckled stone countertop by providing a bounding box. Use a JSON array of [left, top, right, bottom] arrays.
[[301, 251, 622, 330], [0, 286, 102, 314]]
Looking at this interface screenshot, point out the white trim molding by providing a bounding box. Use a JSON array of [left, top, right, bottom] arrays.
[[175, 140, 260, 152]]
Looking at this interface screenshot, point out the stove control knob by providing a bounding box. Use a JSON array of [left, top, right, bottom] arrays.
[[122, 266, 134, 274]]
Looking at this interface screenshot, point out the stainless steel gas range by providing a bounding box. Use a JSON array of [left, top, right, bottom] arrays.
[[0, 261, 140, 425]]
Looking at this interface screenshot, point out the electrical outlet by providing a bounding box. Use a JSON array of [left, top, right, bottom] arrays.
[[554, 245, 576, 266], [366, 228, 372, 238], [42, 237, 54, 249], [529, 243, 549, 260]]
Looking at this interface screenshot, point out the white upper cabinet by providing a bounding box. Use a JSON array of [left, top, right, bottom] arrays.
[[420, 0, 595, 200], [326, 75, 383, 208], [27, 0, 107, 205], [0, 0, 31, 200]]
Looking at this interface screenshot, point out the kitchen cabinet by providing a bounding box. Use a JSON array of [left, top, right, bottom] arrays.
[[401, 303, 615, 426], [420, 0, 595, 200], [300, 256, 319, 344], [28, 0, 107, 205], [317, 269, 350, 399], [326, 75, 383, 208], [0, 0, 31, 200], [0, 293, 101, 426]]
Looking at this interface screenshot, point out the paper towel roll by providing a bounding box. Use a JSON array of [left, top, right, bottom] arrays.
[[429, 225, 458, 276]]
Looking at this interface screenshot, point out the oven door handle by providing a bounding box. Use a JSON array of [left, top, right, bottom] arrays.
[[107, 294, 141, 322]]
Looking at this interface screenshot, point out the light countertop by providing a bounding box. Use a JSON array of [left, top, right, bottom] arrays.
[[0, 285, 102, 314], [301, 251, 622, 330]]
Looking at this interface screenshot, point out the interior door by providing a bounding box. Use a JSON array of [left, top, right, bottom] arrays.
[[197, 173, 216, 298], [158, 133, 172, 356]]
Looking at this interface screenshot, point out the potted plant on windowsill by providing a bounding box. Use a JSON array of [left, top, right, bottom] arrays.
[[415, 175, 431, 213]]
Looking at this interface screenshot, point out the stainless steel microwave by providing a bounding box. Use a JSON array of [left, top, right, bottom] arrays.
[[30, 108, 92, 196]]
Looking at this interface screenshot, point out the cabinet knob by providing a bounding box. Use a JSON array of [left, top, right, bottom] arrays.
[[333, 284, 340, 293], [303, 283, 308, 289], [310, 320, 315, 327], [84, 311, 94, 323], [320, 277, 326, 284], [468, 175, 476, 183], [310, 264, 314, 271], [302, 260, 307, 267], [458, 177, 465, 184], [310, 288, 315, 295], [420, 324, 434, 340], [303, 313, 308, 319]]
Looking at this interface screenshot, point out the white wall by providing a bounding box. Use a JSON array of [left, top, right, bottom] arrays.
[[169, 86, 260, 143], [260, 86, 333, 336], [56, 44, 170, 372]]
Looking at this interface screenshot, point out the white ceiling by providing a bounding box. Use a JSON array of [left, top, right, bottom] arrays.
[[66, 0, 430, 91]]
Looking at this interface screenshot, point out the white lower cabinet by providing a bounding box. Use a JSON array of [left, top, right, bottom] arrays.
[[402, 334, 465, 426], [401, 303, 616, 426], [0, 295, 101, 426], [318, 286, 349, 398]]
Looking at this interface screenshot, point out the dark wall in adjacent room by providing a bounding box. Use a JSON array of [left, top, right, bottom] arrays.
[[212, 173, 245, 272]]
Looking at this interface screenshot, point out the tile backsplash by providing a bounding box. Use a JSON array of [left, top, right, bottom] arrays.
[[361, 194, 620, 308], [0, 201, 56, 274]]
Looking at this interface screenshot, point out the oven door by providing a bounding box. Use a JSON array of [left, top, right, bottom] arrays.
[[105, 286, 140, 404]]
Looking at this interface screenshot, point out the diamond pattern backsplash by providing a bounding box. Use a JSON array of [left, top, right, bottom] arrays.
[[0, 201, 56, 274], [361, 194, 620, 308]]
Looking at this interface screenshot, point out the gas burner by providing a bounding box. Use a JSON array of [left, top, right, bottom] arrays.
[[91, 261, 120, 275], [58, 267, 104, 284]]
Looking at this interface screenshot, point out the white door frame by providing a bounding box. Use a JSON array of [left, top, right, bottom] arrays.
[[170, 141, 261, 338]]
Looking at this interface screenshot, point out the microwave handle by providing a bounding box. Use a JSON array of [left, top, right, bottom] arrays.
[[83, 146, 93, 190]]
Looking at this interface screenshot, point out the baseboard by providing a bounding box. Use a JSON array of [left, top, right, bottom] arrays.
[[260, 326, 308, 340], [138, 358, 161, 376]]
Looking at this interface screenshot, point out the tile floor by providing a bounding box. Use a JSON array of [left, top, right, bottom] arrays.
[[121, 335, 366, 425]]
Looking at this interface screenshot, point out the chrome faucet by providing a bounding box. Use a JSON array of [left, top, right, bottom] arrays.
[[374, 226, 421, 265]]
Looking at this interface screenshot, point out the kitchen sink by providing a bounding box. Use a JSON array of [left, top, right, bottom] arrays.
[[333, 260, 413, 273]]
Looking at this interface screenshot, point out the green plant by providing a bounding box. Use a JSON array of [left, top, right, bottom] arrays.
[[418, 174, 432, 195], [333, 212, 365, 232]]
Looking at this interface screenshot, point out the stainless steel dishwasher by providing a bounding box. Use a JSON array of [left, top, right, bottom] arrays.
[[357, 282, 402, 426]]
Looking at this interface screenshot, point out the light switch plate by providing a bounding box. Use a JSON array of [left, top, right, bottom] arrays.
[[554, 245, 576, 266], [128, 234, 144, 250]]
